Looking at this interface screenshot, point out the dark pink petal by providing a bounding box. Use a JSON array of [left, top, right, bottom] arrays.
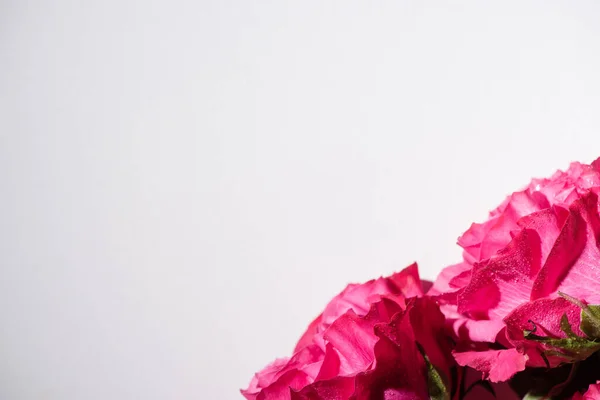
[[408, 297, 453, 377], [453, 348, 527, 382], [352, 308, 428, 400], [290, 377, 355, 400]]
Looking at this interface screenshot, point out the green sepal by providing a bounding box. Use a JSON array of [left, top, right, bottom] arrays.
[[560, 314, 577, 338], [524, 333, 600, 358], [558, 292, 600, 340], [416, 343, 450, 400], [581, 305, 600, 339], [524, 314, 600, 362]]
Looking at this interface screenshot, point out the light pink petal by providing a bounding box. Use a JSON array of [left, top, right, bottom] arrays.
[[294, 314, 322, 353], [459, 220, 496, 264], [242, 358, 291, 399], [428, 262, 472, 295], [441, 303, 506, 342], [453, 348, 527, 383]]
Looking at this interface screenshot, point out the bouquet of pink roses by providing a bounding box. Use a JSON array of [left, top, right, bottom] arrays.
[[243, 159, 600, 400]]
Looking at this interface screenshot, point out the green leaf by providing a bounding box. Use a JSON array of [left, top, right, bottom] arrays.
[[415, 343, 450, 400], [529, 335, 600, 354], [581, 305, 600, 339]]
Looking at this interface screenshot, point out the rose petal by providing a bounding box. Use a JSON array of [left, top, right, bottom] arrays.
[[453, 348, 527, 383], [290, 377, 355, 400], [458, 228, 542, 320], [534, 192, 600, 303]]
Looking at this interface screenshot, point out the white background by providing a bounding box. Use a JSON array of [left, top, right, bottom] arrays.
[[2, 1, 600, 399]]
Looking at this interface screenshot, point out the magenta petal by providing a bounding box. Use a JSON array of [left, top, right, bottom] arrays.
[[534, 192, 600, 303], [389, 262, 425, 298], [453, 348, 527, 383], [517, 206, 568, 266], [323, 309, 377, 375], [458, 228, 542, 320], [530, 197, 589, 300], [319, 264, 423, 329], [315, 344, 341, 381], [505, 297, 583, 341], [504, 297, 583, 368], [255, 369, 312, 400], [458, 191, 549, 263], [290, 377, 355, 400]]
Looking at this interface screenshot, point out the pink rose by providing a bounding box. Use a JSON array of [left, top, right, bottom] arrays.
[[243, 264, 510, 399], [431, 158, 600, 386]]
